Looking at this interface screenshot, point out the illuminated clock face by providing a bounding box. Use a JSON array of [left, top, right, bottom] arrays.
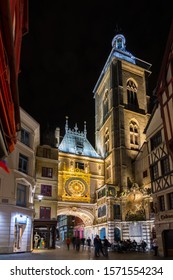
[[65, 178, 88, 197]]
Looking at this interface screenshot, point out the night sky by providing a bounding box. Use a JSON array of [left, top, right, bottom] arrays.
[[18, 0, 173, 147]]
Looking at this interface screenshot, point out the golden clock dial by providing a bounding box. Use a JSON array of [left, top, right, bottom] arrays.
[[65, 178, 88, 197]]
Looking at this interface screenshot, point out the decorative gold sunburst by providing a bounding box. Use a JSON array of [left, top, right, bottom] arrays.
[[68, 180, 85, 196]]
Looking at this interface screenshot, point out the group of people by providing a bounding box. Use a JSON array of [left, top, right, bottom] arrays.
[[94, 235, 110, 257], [65, 235, 111, 257], [66, 236, 92, 251], [66, 235, 159, 257]]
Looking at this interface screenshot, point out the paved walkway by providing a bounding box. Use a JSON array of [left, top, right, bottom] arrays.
[[0, 242, 172, 260]]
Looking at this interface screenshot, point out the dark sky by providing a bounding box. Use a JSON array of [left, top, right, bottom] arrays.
[[18, 0, 173, 146]]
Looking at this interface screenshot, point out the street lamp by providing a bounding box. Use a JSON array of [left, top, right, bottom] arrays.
[[156, 20, 173, 161], [37, 195, 43, 202]]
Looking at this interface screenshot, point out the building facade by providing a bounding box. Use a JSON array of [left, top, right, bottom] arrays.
[[145, 103, 173, 257], [0, 108, 40, 253], [34, 144, 59, 249], [156, 19, 173, 161], [56, 118, 105, 243]]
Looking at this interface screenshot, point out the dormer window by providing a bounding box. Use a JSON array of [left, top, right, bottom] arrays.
[[75, 137, 84, 154]]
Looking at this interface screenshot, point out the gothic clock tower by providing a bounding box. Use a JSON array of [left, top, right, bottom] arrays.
[[93, 32, 153, 242], [93, 33, 151, 192]]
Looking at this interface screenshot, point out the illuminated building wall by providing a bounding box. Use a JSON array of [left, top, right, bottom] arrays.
[[0, 108, 40, 253]]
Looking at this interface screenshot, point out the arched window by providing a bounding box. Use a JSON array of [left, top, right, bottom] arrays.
[[127, 80, 138, 106], [129, 120, 139, 148], [104, 128, 110, 154], [103, 90, 109, 116]]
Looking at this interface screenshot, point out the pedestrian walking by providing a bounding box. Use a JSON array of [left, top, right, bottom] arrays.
[[86, 237, 91, 249], [152, 238, 158, 256], [103, 236, 110, 257], [141, 240, 147, 252], [94, 235, 100, 257], [66, 237, 71, 250], [72, 236, 76, 249], [98, 236, 105, 256], [75, 236, 81, 251]]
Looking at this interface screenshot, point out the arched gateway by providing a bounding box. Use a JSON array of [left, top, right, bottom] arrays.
[[57, 203, 95, 226]]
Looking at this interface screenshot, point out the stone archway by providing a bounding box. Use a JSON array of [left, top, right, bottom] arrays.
[[57, 204, 95, 227]]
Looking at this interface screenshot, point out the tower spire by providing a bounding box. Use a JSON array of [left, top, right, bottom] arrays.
[[84, 121, 87, 138], [65, 116, 69, 133]]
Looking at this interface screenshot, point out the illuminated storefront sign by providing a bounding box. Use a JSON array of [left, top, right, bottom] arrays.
[[15, 215, 27, 224]]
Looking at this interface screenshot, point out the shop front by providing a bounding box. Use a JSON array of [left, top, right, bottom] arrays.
[[33, 219, 57, 249]]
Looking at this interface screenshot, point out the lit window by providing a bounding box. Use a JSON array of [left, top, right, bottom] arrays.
[[127, 80, 138, 106], [103, 90, 109, 116], [104, 128, 110, 154], [129, 120, 139, 148]]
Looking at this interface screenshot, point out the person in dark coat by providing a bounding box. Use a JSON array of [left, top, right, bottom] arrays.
[[94, 235, 100, 257], [103, 236, 109, 256], [86, 237, 91, 250], [75, 236, 81, 251]]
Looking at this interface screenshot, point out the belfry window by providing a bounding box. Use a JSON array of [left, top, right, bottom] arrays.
[[129, 120, 139, 147], [127, 80, 138, 106], [104, 128, 110, 154], [103, 90, 109, 116]]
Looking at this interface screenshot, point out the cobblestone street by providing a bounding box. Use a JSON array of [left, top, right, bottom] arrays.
[[0, 242, 172, 260]]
